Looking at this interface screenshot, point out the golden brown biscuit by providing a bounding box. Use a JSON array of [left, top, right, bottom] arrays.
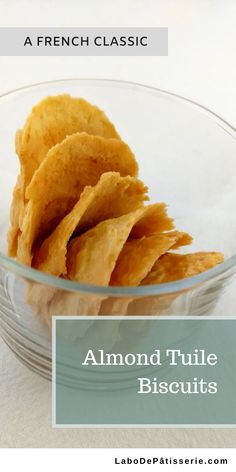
[[67, 204, 173, 285], [8, 94, 120, 256], [100, 230, 191, 315], [110, 231, 191, 287], [18, 94, 120, 191], [17, 132, 138, 265], [8, 174, 24, 256], [33, 172, 148, 276], [141, 252, 224, 284]]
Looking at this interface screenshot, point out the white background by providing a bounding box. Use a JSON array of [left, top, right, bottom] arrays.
[[0, 0, 236, 448], [0, 448, 234, 471], [0, 0, 235, 126]]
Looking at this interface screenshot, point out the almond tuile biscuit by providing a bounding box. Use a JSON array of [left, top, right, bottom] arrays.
[[110, 231, 192, 287], [33, 172, 148, 276], [17, 132, 138, 265], [18, 94, 120, 191], [8, 94, 120, 256], [100, 230, 191, 315], [66, 204, 173, 285], [141, 252, 224, 285]]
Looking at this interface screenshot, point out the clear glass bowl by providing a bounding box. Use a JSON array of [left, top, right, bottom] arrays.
[[0, 79, 235, 380]]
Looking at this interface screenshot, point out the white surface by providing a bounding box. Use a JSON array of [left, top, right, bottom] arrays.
[[0, 449, 235, 472], [0, 0, 235, 126], [0, 0, 236, 448]]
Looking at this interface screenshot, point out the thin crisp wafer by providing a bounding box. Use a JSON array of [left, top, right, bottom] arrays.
[[110, 231, 191, 286], [19, 94, 120, 190], [17, 132, 138, 265], [8, 94, 120, 256], [33, 172, 148, 276], [141, 252, 224, 284], [67, 204, 173, 285]]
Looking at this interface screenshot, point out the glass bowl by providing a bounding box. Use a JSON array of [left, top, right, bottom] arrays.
[[0, 79, 235, 380]]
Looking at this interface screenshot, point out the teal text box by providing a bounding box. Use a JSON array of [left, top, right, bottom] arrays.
[[53, 318, 236, 427]]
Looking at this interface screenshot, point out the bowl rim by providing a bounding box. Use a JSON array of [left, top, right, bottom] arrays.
[[0, 77, 235, 297]]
